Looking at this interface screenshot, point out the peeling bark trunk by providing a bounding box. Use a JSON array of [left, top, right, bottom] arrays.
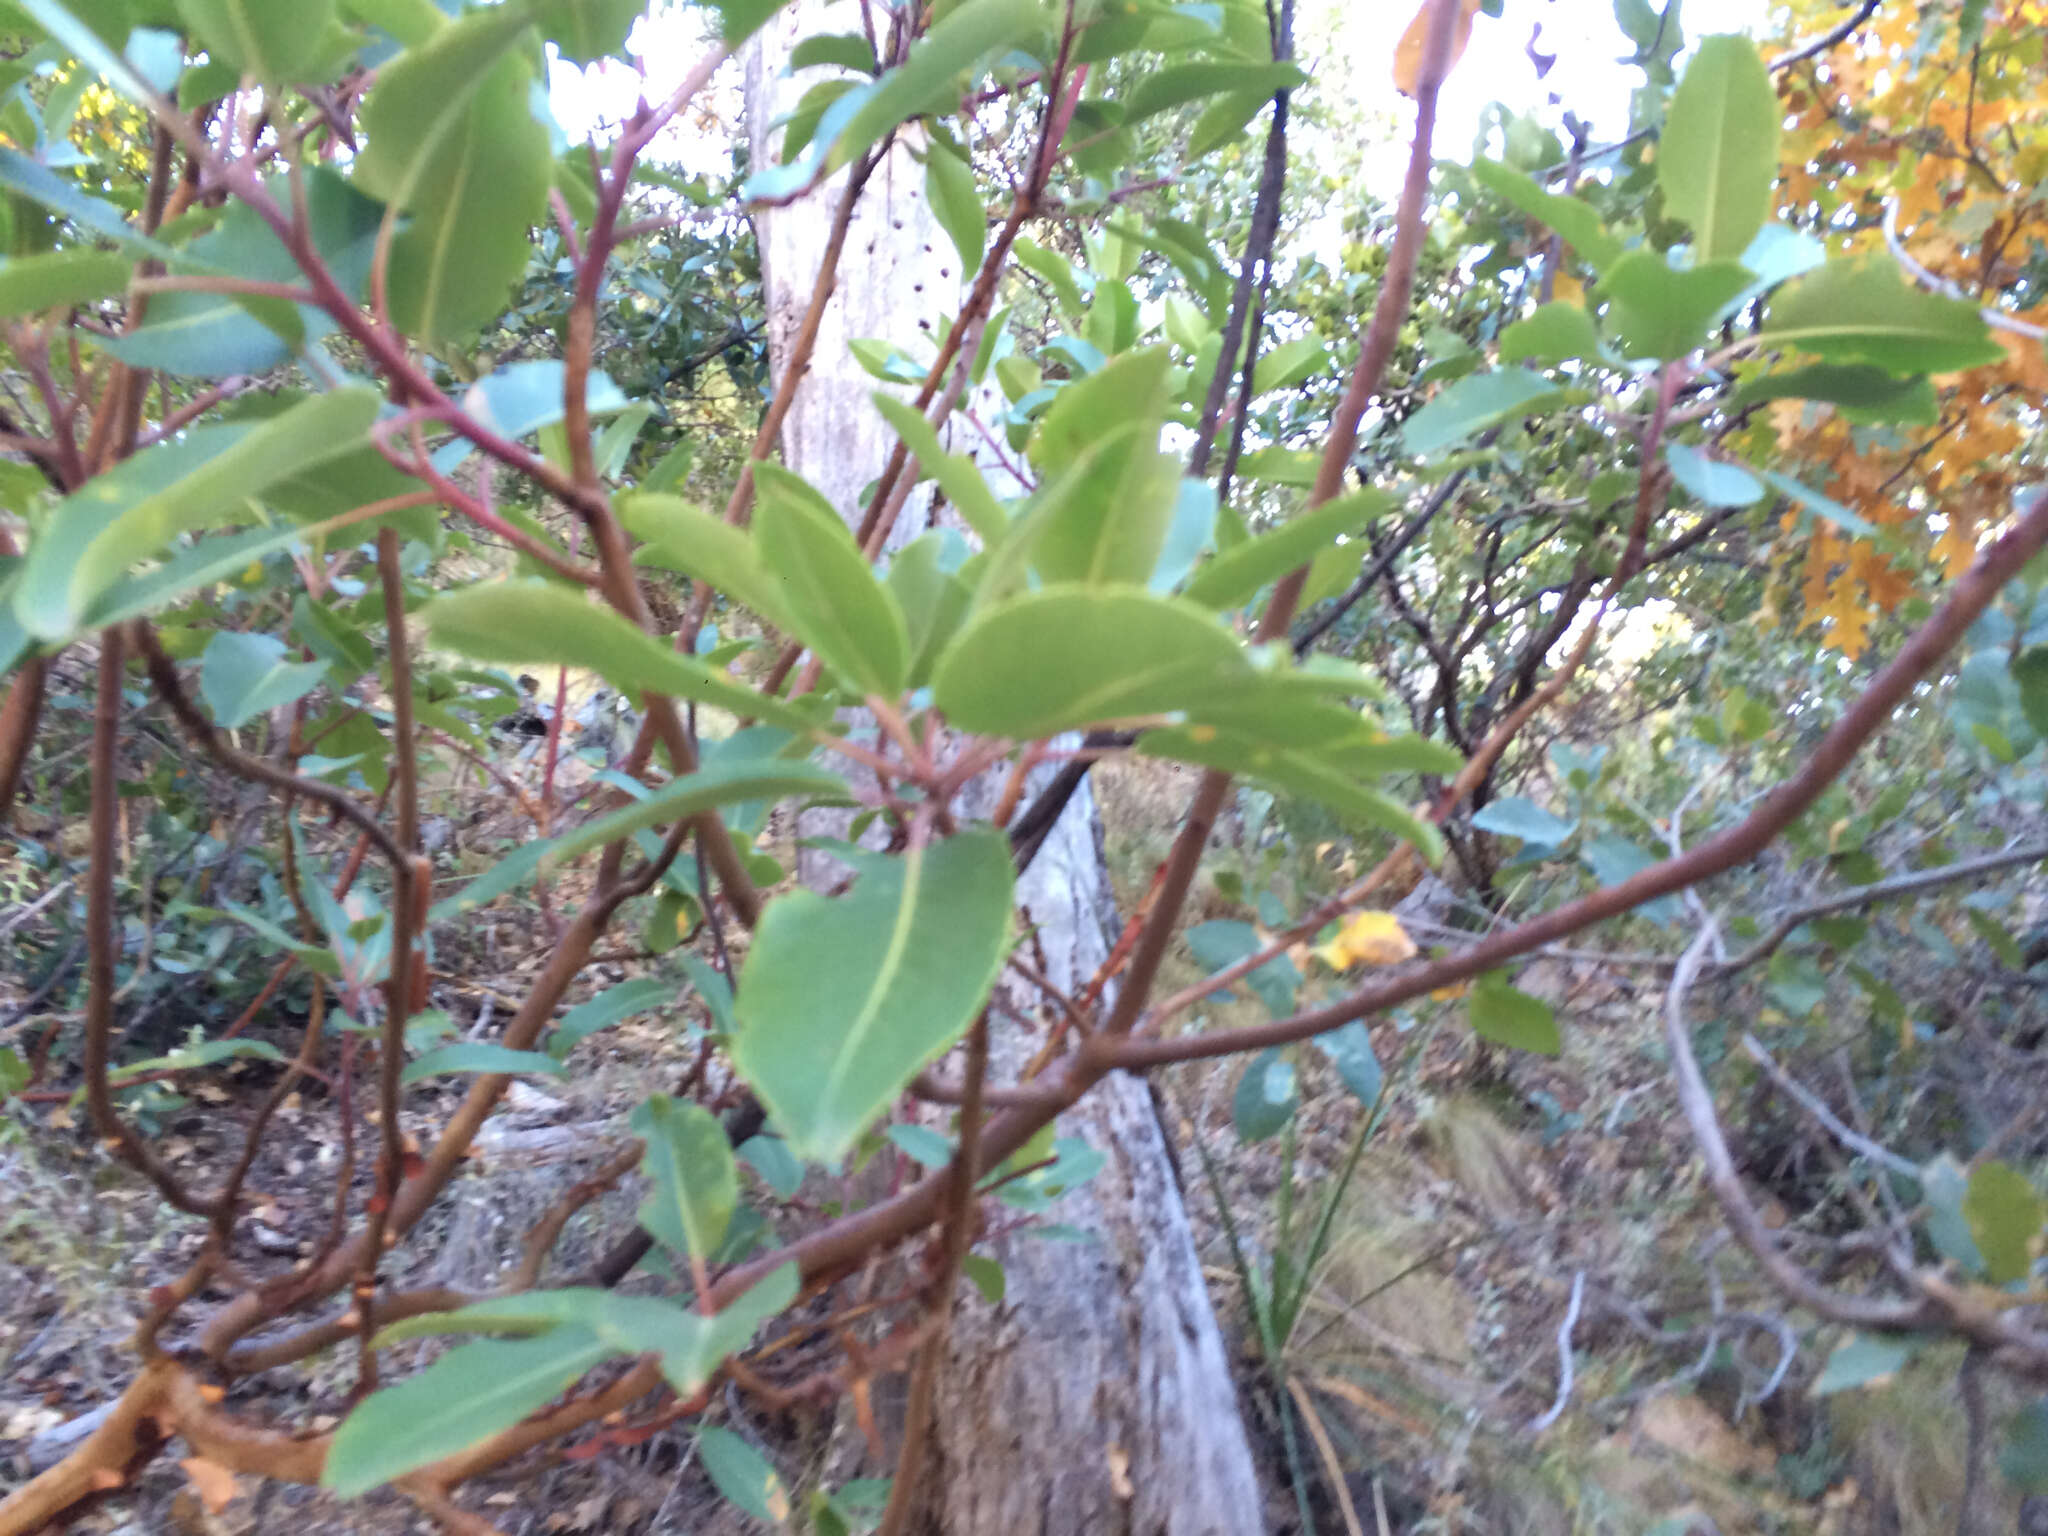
[[744, 11, 1264, 1532]]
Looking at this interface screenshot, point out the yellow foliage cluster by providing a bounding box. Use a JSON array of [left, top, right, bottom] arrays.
[[1767, 0, 2048, 656]]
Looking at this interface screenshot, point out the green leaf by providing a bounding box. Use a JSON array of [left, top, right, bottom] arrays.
[[1029, 347, 1180, 587], [631, 1093, 738, 1262], [1123, 59, 1303, 126], [925, 138, 984, 277], [697, 1426, 791, 1522], [1499, 301, 1604, 365], [751, 463, 910, 697], [400, 1043, 567, 1085], [1232, 1048, 1296, 1141], [868, 393, 1008, 545], [886, 1123, 954, 1168], [1181, 490, 1389, 610], [1467, 158, 1623, 272], [1762, 257, 2005, 375], [1401, 368, 1563, 456], [1252, 335, 1330, 394], [1468, 972, 1560, 1054], [1964, 1159, 2043, 1285], [1234, 446, 1320, 487], [821, 0, 1045, 175], [1316, 1022, 1382, 1107], [933, 586, 1252, 738], [548, 975, 670, 1060], [1736, 362, 1939, 426], [1137, 725, 1448, 863], [1924, 1153, 1986, 1275], [1013, 237, 1085, 319], [109, 1037, 287, 1082], [198, 631, 328, 730], [419, 580, 823, 733], [885, 530, 973, 687], [1597, 251, 1753, 361], [1664, 442, 1763, 507], [535, 0, 642, 63], [961, 1252, 1005, 1303], [1757, 468, 1878, 540], [2013, 647, 2048, 740], [1812, 1332, 1919, 1395], [428, 756, 847, 922], [0, 248, 129, 317], [789, 31, 876, 71], [1186, 919, 1298, 1015], [351, 4, 551, 342], [324, 1327, 614, 1496], [621, 491, 799, 632], [738, 1133, 803, 1197], [15, 388, 380, 641], [176, 0, 338, 81], [0, 146, 180, 263], [1471, 795, 1574, 847], [731, 828, 1014, 1164], [1186, 86, 1273, 161], [1658, 34, 1777, 264]]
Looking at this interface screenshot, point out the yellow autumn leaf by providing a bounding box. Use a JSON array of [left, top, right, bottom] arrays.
[[1314, 910, 1418, 971], [1393, 0, 1481, 98]]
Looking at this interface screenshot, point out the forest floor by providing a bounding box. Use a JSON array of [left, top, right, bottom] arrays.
[[3, 745, 2042, 1535]]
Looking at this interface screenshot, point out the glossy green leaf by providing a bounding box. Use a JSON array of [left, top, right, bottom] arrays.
[[1664, 442, 1763, 507], [961, 1253, 1005, 1304], [1499, 301, 1603, 366], [536, 0, 642, 62], [401, 1043, 568, 1085], [427, 755, 847, 922], [1468, 972, 1560, 1054], [0, 248, 128, 317], [1757, 468, 1878, 540], [822, 0, 1044, 174], [1964, 1159, 2043, 1285], [1181, 489, 1388, 609], [868, 393, 1008, 545], [1186, 86, 1272, 160], [731, 828, 1014, 1163], [925, 138, 984, 276], [419, 579, 822, 733], [1401, 368, 1562, 456], [697, 1426, 791, 1522], [933, 586, 1251, 738], [751, 463, 910, 697], [1659, 34, 1777, 264], [548, 975, 670, 1060], [1736, 362, 1940, 426], [1013, 236, 1085, 318], [1123, 59, 1304, 126], [1316, 1022, 1383, 1107], [1029, 347, 1180, 586], [789, 31, 876, 71], [1597, 251, 1753, 361], [109, 1037, 287, 1081], [0, 146, 179, 263], [1763, 257, 2005, 375], [886, 1123, 954, 1168], [1467, 158, 1623, 272], [1252, 334, 1330, 394], [352, 5, 551, 342], [324, 1327, 614, 1496], [885, 530, 973, 686], [176, 0, 338, 81], [1187, 919, 1299, 1015], [1232, 1048, 1296, 1141], [1812, 1332, 1919, 1395], [621, 491, 799, 632], [1136, 724, 1448, 863], [632, 1093, 737, 1262], [198, 631, 327, 729], [16, 388, 379, 641]]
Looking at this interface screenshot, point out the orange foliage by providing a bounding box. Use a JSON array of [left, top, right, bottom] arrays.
[[1767, 0, 2048, 656]]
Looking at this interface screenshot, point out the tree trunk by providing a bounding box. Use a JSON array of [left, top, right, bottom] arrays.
[[743, 12, 1265, 1532]]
